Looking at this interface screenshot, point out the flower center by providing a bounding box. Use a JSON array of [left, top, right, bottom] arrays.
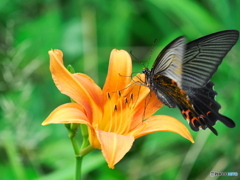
[[99, 91, 136, 135]]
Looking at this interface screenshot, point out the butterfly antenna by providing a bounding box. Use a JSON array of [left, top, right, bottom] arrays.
[[146, 38, 157, 68], [129, 50, 147, 69]]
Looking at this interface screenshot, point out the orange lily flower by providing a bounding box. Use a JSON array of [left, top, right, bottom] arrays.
[[42, 49, 194, 168]]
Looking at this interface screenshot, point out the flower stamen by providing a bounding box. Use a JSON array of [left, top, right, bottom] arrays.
[[125, 98, 128, 104], [105, 93, 113, 132], [116, 94, 125, 134], [118, 91, 121, 97], [130, 93, 134, 100], [114, 105, 117, 111]]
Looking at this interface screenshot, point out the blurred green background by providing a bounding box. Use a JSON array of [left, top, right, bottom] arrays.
[[0, 0, 239, 179]]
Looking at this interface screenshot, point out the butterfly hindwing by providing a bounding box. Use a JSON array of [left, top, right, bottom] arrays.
[[181, 81, 235, 135]]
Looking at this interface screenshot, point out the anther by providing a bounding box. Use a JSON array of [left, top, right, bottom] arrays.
[[118, 91, 121, 97], [130, 93, 134, 100], [114, 105, 117, 111], [107, 93, 111, 100]]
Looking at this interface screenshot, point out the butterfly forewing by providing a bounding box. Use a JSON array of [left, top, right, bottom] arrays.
[[152, 37, 185, 88], [182, 30, 239, 88]]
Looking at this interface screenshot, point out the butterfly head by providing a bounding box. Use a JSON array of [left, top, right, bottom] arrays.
[[142, 68, 150, 76], [142, 68, 152, 86]]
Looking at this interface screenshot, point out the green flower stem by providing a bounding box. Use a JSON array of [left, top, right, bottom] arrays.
[[80, 124, 89, 149], [80, 145, 94, 156], [68, 131, 81, 180], [67, 123, 92, 180], [70, 137, 80, 155], [75, 156, 83, 180]]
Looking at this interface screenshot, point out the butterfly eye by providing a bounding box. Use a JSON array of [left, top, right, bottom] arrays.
[[142, 68, 150, 75]]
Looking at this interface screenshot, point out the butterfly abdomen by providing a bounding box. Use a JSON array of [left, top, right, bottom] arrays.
[[147, 72, 188, 108]]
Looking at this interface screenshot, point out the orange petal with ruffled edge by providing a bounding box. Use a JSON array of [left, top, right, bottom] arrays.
[[96, 130, 135, 169], [133, 115, 194, 143], [103, 49, 132, 93], [49, 50, 102, 121], [42, 103, 91, 127]]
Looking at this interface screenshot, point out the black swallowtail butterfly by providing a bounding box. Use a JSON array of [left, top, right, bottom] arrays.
[[142, 30, 239, 135]]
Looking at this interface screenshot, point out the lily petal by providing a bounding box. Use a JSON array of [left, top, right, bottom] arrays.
[[122, 74, 163, 129], [73, 73, 104, 113], [131, 91, 163, 129], [133, 115, 194, 143], [96, 130, 135, 169], [49, 49, 100, 120], [42, 103, 91, 126], [103, 49, 132, 93]]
